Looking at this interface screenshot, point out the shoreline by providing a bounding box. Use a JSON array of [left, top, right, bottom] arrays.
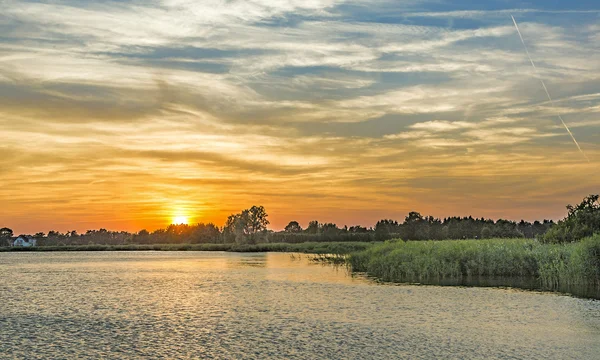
[[4, 238, 599, 299], [0, 242, 373, 254]]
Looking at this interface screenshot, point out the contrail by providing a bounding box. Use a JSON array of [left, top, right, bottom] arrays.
[[511, 15, 590, 162]]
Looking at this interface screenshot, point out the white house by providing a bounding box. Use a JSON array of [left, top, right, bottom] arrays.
[[12, 236, 37, 247]]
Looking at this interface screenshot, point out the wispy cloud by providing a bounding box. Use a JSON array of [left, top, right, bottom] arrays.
[[405, 8, 600, 19], [1, 0, 598, 233]]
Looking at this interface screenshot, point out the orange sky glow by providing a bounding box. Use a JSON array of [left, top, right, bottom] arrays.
[[1, 1, 599, 235]]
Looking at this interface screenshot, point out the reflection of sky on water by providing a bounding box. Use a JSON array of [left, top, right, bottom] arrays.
[[1, 251, 599, 359]]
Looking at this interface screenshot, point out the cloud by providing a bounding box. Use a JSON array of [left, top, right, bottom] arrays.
[[405, 8, 600, 19], [1, 0, 599, 233], [385, 116, 559, 148], [410, 120, 475, 131]]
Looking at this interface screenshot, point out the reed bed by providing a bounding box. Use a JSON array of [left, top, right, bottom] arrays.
[[349, 236, 600, 288]]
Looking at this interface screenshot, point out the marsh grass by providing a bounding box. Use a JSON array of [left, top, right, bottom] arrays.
[[349, 236, 600, 290], [309, 253, 348, 265], [0, 241, 374, 254]]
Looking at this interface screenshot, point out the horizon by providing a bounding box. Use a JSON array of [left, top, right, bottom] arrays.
[[2, 0, 599, 235], [3, 203, 565, 235]]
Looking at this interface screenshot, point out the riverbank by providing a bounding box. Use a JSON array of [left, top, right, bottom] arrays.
[[4, 237, 600, 298], [0, 241, 374, 254], [349, 236, 600, 293]]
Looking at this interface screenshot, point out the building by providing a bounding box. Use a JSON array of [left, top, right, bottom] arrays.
[[12, 236, 37, 247]]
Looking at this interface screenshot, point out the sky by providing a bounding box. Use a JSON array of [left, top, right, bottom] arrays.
[[1, 0, 599, 234]]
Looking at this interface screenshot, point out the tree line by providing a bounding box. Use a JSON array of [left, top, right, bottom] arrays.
[[0, 205, 572, 247], [1, 195, 597, 246]]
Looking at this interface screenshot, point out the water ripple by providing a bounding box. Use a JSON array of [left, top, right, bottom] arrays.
[[1, 252, 598, 359]]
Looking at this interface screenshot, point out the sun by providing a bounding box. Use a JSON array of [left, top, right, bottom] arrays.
[[172, 215, 189, 225]]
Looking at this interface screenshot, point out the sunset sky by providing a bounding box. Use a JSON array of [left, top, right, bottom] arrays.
[[1, 0, 599, 234]]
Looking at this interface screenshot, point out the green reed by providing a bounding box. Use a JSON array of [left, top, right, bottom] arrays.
[[0, 241, 374, 254], [349, 236, 600, 288]]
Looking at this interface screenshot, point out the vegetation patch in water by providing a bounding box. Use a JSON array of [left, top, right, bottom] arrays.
[[348, 236, 600, 291], [309, 253, 348, 265]]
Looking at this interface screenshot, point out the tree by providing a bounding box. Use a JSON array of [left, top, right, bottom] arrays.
[[0, 227, 13, 247], [190, 223, 221, 243], [348, 225, 368, 233], [517, 220, 534, 238], [543, 194, 600, 243], [134, 229, 151, 244], [223, 205, 270, 244], [246, 206, 270, 234], [404, 212, 427, 240], [374, 219, 400, 241], [48, 231, 62, 238], [321, 223, 340, 234], [305, 220, 320, 234], [223, 213, 246, 243], [284, 221, 303, 233]]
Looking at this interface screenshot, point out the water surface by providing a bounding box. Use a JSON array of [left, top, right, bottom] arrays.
[[1, 252, 599, 359]]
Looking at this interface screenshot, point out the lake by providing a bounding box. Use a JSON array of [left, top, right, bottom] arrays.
[[1, 252, 599, 359]]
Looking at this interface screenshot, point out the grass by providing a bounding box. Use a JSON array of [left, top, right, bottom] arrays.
[[0, 241, 375, 254], [309, 253, 348, 265], [349, 236, 600, 290], [6, 237, 599, 296]]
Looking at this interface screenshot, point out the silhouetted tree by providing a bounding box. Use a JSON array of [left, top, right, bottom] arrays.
[[374, 219, 400, 241], [348, 225, 369, 233], [190, 223, 221, 243], [284, 221, 303, 233], [403, 212, 429, 240], [305, 220, 320, 234], [223, 205, 270, 244], [321, 223, 340, 234]]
